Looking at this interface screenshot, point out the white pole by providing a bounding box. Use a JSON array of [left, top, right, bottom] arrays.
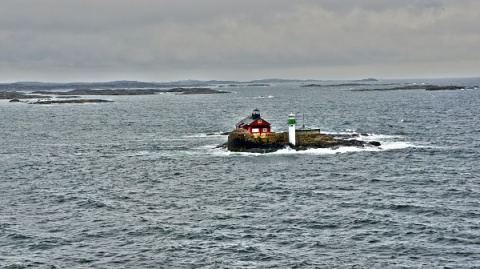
[[288, 113, 296, 146]]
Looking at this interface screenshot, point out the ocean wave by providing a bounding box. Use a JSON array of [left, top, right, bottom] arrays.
[[183, 132, 228, 138], [205, 140, 416, 157], [253, 95, 274, 99]]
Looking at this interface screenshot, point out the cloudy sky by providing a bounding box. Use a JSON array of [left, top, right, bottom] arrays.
[[1, 0, 479, 82]]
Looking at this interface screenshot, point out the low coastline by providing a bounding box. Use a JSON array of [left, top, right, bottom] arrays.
[[1, 87, 229, 104]]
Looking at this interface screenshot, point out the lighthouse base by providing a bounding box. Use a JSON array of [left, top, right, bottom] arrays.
[[223, 129, 381, 153]]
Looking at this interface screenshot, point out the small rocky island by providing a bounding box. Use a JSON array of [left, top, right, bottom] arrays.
[[2, 86, 229, 104], [1, 92, 51, 100], [31, 87, 228, 96], [352, 84, 478, 92], [225, 129, 380, 153], [29, 99, 112, 104], [221, 109, 380, 153]]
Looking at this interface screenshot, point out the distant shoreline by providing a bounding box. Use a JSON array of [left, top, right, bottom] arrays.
[[0, 87, 229, 100], [351, 85, 477, 91]]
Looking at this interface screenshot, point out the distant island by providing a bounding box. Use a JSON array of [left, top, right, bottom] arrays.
[[1, 92, 51, 100], [302, 83, 371, 87], [356, 78, 378, 82], [31, 87, 228, 96], [0, 87, 229, 102], [2, 80, 477, 102], [352, 85, 478, 92], [0, 79, 278, 92], [28, 99, 112, 105], [164, 88, 229, 94]]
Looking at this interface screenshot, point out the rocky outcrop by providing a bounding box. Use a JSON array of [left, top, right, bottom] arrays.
[[165, 88, 229, 94], [227, 129, 286, 153], [0, 91, 51, 100], [29, 99, 112, 104], [225, 129, 381, 153], [352, 84, 476, 92], [302, 83, 364, 87], [32, 87, 229, 96], [33, 89, 164, 95], [424, 85, 466, 91]]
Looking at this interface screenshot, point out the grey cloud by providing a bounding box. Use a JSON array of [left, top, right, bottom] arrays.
[[0, 0, 479, 81]]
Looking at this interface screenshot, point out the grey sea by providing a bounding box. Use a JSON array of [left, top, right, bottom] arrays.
[[1, 78, 479, 268]]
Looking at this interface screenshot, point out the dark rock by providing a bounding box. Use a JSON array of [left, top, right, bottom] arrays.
[[9, 99, 21, 102], [369, 141, 381, 146], [333, 133, 360, 139], [338, 139, 365, 147], [424, 85, 465, 91]]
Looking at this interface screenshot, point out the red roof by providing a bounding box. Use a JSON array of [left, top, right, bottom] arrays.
[[236, 109, 271, 129]]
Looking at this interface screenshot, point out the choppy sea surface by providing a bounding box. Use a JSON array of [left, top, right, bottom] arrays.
[[1, 78, 479, 268]]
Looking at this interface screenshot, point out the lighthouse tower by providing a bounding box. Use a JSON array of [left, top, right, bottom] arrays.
[[288, 113, 296, 146]]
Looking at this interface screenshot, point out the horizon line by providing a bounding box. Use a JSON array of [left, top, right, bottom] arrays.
[[1, 76, 479, 84]]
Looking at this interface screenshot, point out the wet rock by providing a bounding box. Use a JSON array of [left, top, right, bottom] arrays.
[[225, 128, 381, 153]]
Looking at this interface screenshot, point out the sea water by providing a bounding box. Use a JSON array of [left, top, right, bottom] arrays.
[[1, 78, 479, 268]]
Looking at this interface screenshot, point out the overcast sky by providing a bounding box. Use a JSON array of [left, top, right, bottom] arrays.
[[1, 0, 479, 82]]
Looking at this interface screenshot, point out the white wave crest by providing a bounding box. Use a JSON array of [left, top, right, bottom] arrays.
[[183, 132, 228, 138], [207, 141, 415, 157]]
